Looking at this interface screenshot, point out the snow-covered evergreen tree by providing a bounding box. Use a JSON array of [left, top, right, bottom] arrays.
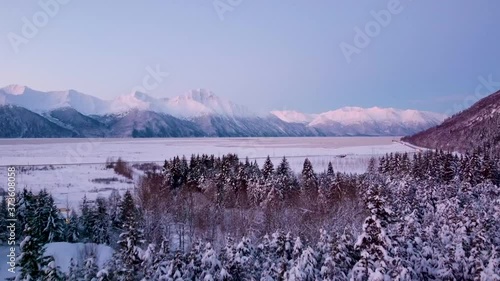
[[64, 210, 81, 243], [17, 230, 44, 280], [276, 156, 296, 194], [296, 246, 318, 281], [481, 246, 500, 281], [42, 256, 65, 281], [183, 240, 204, 280], [80, 195, 96, 243], [256, 234, 274, 280], [351, 185, 394, 281], [67, 258, 84, 281], [32, 190, 64, 244], [301, 158, 318, 195], [17, 191, 46, 280], [83, 253, 99, 281], [92, 197, 110, 244], [262, 156, 275, 181], [200, 242, 224, 281], [165, 251, 185, 281], [116, 190, 145, 281], [108, 189, 123, 243]]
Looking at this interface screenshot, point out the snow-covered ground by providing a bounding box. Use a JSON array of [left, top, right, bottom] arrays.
[[0, 137, 417, 210], [44, 242, 113, 272], [0, 137, 413, 166], [0, 243, 113, 280], [0, 164, 135, 211]]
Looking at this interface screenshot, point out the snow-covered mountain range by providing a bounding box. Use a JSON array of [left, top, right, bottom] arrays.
[[0, 85, 447, 138], [0, 85, 252, 118]]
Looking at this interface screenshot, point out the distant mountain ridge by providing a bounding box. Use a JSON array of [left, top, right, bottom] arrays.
[[0, 85, 254, 117], [403, 89, 500, 157], [0, 85, 447, 138], [0, 105, 76, 138]]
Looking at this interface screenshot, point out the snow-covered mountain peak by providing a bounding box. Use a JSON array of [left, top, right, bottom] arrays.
[[309, 106, 447, 127], [0, 84, 258, 118], [174, 89, 254, 118], [1, 84, 27, 95], [0, 85, 116, 115], [111, 93, 150, 112], [107, 88, 254, 118], [270, 110, 317, 123]]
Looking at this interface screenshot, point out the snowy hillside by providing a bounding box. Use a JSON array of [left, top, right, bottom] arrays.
[[403, 89, 500, 157]]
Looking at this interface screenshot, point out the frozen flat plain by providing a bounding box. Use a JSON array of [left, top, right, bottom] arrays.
[[0, 137, 413, 165], [0, 137, 417, 210]]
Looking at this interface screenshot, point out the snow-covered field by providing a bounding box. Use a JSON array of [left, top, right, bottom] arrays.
[[0, 137, 417, 210], [0, 137, 413, 165]]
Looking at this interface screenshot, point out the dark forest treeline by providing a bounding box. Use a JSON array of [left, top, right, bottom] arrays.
[[4, 150, 500, 280], [378, 149, 500, 186]]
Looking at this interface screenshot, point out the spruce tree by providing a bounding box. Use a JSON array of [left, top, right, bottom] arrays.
[[442, 153, 455, 183], [80, 195, 96, 243], [83, 254, 99, 281], [68, 258, 84, 281], [17, 191, 45, 280], [107, 189, 122, 244], [166, 251, 186, 281], [276, 156, 295, 192], [141, 243, 157, 279], [17, 226, 45, 280], [289, 246, 317, 281], [200, 242, 223, 281], [116, 190, 144, 281], [92, 197, 110, 244], [183, 240, 204, 280], [64, 210, 80, 243], [42, 256, 65, 281], [39, 192, 64, 243], [262, 156, 275, 181], [351, 185, 394, 280], [301, 158, 318, 195]]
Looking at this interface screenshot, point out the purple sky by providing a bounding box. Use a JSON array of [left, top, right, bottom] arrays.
[[1, 0, 499, 114]]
